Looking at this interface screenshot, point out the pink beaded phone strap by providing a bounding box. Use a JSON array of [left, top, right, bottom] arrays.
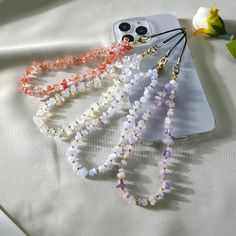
[[17, 39, 133, 98]]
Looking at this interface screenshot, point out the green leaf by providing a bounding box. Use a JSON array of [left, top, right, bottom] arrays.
[[226, 40, 236, 59]]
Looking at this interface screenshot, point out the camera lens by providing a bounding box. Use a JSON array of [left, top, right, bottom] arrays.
[[119, 22, 131, 32], [122, 34, 134, 42], [135, 26, 147, 35]]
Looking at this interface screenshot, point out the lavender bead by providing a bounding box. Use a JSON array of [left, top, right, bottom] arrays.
[[165, 83, 174, 93], [162, 149, 172, 158], [159, 172, 168, 179], [116, 181, 127, 190], [162, 181, 172, 190]]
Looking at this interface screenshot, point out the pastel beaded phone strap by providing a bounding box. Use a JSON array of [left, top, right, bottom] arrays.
[[115, 33, 187, 207], [17, 40, 133, 98], [33, 29, 185, 140], [65, 30, 186, 177]]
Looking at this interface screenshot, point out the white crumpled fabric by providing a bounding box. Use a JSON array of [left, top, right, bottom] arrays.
[[0, 0, 236, 235]]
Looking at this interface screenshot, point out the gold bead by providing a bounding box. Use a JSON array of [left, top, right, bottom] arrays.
[[141, 52, 147, 57], [147, 47, 156, 54], [160, 57, 167, 64], [138, 35, 149, 43], [172, 75, 177, 80], [132, 40, 139, 45], [172, 65, 180, 75]]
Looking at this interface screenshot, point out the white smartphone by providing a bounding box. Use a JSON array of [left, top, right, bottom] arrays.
[[112, 14, 215, 141]]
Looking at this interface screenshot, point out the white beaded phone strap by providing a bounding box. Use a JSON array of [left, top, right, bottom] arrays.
[[66, 68, 159, 177]]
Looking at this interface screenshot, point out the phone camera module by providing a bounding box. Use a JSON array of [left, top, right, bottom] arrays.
[[119, 22, 131, 32], [122, 34, 134, 42], [135, 26, 148, 35]]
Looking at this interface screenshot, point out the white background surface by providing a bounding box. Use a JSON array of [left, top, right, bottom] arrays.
[[0, 210, 26, 236], [0, 0, 236, 236]]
